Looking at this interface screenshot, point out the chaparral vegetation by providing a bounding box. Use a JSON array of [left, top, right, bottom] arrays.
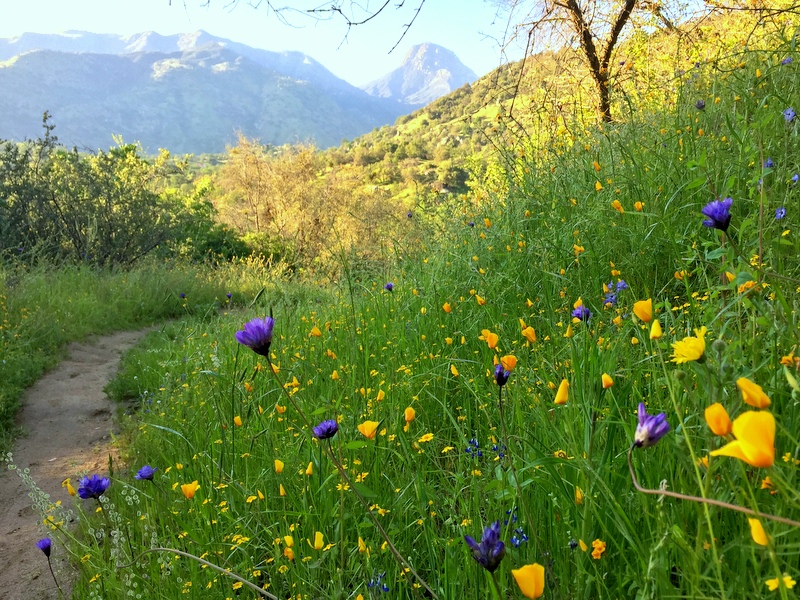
[[2, 6, 800, 599]]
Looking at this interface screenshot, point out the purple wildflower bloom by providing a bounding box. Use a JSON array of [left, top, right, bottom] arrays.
[[785, 107, 796, 122], [464, 521, 506, 572], [572, 305, 592, 321], [616, 280, 629, 291], [468, 221, 475, 227], [782, 57, 793, 65], [763, 158, 774, 169], [179, 293, 186, 299], [634, 403, 670, 448], [36, 538, 52, 557], [793, 174, 799, 185], [226, 293, 232, 299], [701, 197, 733, 232], [77, 474, 111, 499], [695, 99, 706, 110], [776, 207, 786, 220], [494, 364, 511, 387], [312, 419, 339, 440], [134, 465, 157, 481], [235, 317, 275, 357], [604, 292, 618, 306], [384, 282, 394, 292]]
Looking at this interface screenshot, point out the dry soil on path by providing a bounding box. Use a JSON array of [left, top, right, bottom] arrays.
[[0, 329, 151, 600]]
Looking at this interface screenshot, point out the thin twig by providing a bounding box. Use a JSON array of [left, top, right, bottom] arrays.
[[628, 445, 800, 528]]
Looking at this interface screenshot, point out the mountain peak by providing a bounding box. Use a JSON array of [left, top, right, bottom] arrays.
[[361, 42, 477, 106]]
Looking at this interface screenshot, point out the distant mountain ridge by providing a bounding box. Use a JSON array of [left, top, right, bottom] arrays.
[[0, 31, 476, 154], [360, 43, 477, 106]]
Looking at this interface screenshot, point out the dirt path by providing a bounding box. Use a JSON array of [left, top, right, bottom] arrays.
[[0, 329, 151, 600]]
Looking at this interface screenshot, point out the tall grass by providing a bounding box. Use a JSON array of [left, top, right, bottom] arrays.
[[12, 25, 800, 600]]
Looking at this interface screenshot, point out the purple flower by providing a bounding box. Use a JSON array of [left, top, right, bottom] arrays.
[[793, 174, 799, 185], [634, 403, 670, 448], [572, 305, 592, 321], [312, 419, 339, 440], [763, 158, 774, 169], [701, 197, 733, 232], [384, 282, 394, 292], [695, 99, 706, 110], [782, 57, 793, 65], [36, 538, 52, 557], [77, 474, 111, 499], [468, 221, 475, 227], [134, 465, 157, 481], [785, 108, 796, 123], [226, 292, 232, 299], [235, 317, 275, 357], [494, 364, 511, 387], [776, 207, 786, 220], [407, 211, 413, 219], [464, 521, 505, 572], [179, 293, 186, 299], [616, 279, 628, 291]]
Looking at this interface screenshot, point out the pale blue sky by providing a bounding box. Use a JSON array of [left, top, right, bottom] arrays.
[[0, 0, 526, 85]]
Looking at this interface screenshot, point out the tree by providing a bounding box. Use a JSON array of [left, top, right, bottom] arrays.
[[500, 0, 662, 121]]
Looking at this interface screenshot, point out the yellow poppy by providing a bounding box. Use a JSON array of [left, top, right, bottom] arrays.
[[512, 563, 545, 599], [442, 302, 452, 313], [601, 373, 614, 389], [358, 421, 380, 440], [649, 320, 663, 340], [404, 407, 416, 423], [480, 329, 499, 349], [748, 518, 770, 546], [308, 531, 324, 550], [611, 199, 624, 213], [704, 403, 732, 436], [500, 355, 517, 371], [233, 415, 243, 427], [633, 299, 653, 323], [309, 326, 322, 337], [736, 377, 771, 409], [274, 459, 284, 474], [181, 480, 200, 500], [554, 379, 569, 405], [710, 411, 775, 468]]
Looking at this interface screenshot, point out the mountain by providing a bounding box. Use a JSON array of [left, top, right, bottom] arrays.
[[0, 31, 410, 153], [360, 43, 478, 106]]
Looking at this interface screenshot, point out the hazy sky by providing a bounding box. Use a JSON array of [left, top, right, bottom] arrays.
[[0, 0, 527, 86]]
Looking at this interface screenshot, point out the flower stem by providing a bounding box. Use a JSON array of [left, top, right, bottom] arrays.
[[46, 556, 64, 598], [117, 547, 278, 599]]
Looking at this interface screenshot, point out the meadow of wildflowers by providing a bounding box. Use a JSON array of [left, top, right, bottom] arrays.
[[7, 24, 800, 600]]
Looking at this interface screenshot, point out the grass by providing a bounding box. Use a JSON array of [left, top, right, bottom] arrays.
[[6, 23, 800, 600]]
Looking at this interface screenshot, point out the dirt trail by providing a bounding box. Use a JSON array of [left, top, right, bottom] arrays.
[[0, 329, 151, 600]]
